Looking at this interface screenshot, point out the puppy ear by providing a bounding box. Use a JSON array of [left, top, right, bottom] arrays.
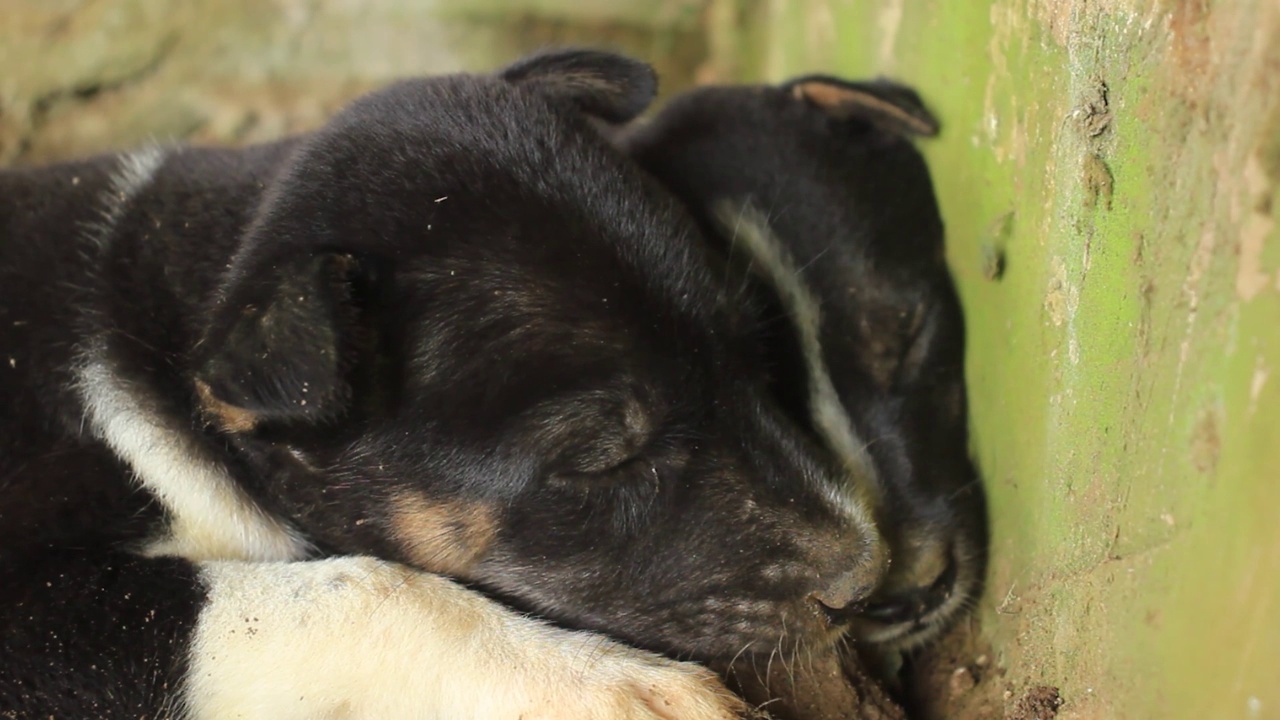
[[195, 253, 357, 431], [500, 49, 658, 124], [786, 76, 940, 137]]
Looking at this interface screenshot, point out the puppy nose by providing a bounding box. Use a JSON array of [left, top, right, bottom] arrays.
[[813, 537, 890, 614], [862, 552, 960, 623], [813, 568, 876, 611]]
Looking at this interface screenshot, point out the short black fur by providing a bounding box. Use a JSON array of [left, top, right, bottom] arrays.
[[0, 51, 889, 713], [622, 75, 988, 651]]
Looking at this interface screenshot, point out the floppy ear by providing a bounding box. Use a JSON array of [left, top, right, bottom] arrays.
[[499, 49, 658, 124], [785, 76, 940, 137], [194, 252, 357, 431]]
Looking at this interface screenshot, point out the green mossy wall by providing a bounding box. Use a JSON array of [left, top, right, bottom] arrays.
[[738, 1, 1280, 717]]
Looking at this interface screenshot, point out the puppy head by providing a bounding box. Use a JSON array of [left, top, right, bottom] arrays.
[[622, 76, 987, 650], [191, 51, 887, 660]]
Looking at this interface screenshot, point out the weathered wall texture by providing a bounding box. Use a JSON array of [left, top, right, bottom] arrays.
[[4, 1, 1278, 718], [736, 1, 1280, 718], [0, 0, 710, 164]]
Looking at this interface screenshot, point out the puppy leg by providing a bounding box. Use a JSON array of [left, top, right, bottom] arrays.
[[188, 556, 746, 720], [1, 552, 741, 719]]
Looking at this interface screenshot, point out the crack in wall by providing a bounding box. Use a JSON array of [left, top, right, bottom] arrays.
[[9, 33, 178, 164]]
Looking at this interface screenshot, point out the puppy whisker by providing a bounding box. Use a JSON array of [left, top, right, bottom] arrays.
[[764, 642, 779, 693], [794, 245, 833, 276], [727, 639, 755, 672], [946, 478, 983, 503]]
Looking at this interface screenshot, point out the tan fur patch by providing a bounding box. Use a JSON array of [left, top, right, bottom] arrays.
[[391, 493, 498, 576], [792, 81, 937, 136], [195, 379, 259, 433]]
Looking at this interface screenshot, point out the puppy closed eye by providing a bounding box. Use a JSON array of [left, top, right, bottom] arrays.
[[548, 454, 667, 536], [537, 390, 662, 487], [894, 302, 960, 391], [548, 452, 661, 491], [891, 303, 932, 388]]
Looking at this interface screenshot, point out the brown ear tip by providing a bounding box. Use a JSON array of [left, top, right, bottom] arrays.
[[791, 78, 941, 138], [195, 378, 260, 434]]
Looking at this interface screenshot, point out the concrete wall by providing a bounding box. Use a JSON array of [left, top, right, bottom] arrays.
[[0, 0, 712, 164]]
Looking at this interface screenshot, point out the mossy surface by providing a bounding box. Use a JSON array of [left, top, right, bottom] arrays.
[[735, 1, 1280, 717]]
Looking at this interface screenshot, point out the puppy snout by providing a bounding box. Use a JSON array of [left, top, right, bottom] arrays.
[[811, 539, 889, 620], [812, 568, 873, 612], [862, 550, 959, 623]]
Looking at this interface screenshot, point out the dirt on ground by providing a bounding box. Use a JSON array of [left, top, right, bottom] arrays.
[[713, 618, 1072, 720], [1006, 686, 1064, 720], [709, 614, 1083, 720], [888, 620, 1064, 720]]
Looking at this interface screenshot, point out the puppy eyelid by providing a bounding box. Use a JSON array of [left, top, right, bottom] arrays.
[[893, 303, 935, 389], [547, 454, 658, 491]]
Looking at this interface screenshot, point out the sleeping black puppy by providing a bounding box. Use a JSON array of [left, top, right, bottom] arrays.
[[621, 76, 987, 657], [0, 50, 890, 718]]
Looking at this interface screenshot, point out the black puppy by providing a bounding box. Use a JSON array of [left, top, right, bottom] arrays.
[[622, 75, 987, 653], [1, 50, 888, 717]]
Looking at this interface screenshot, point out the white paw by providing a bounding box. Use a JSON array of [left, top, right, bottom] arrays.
[[530, 635, 745, 720], [185, 557, 744, 720]]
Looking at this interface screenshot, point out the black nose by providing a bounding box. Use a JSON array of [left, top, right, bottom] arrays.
[[861, 556, 959, 624]]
